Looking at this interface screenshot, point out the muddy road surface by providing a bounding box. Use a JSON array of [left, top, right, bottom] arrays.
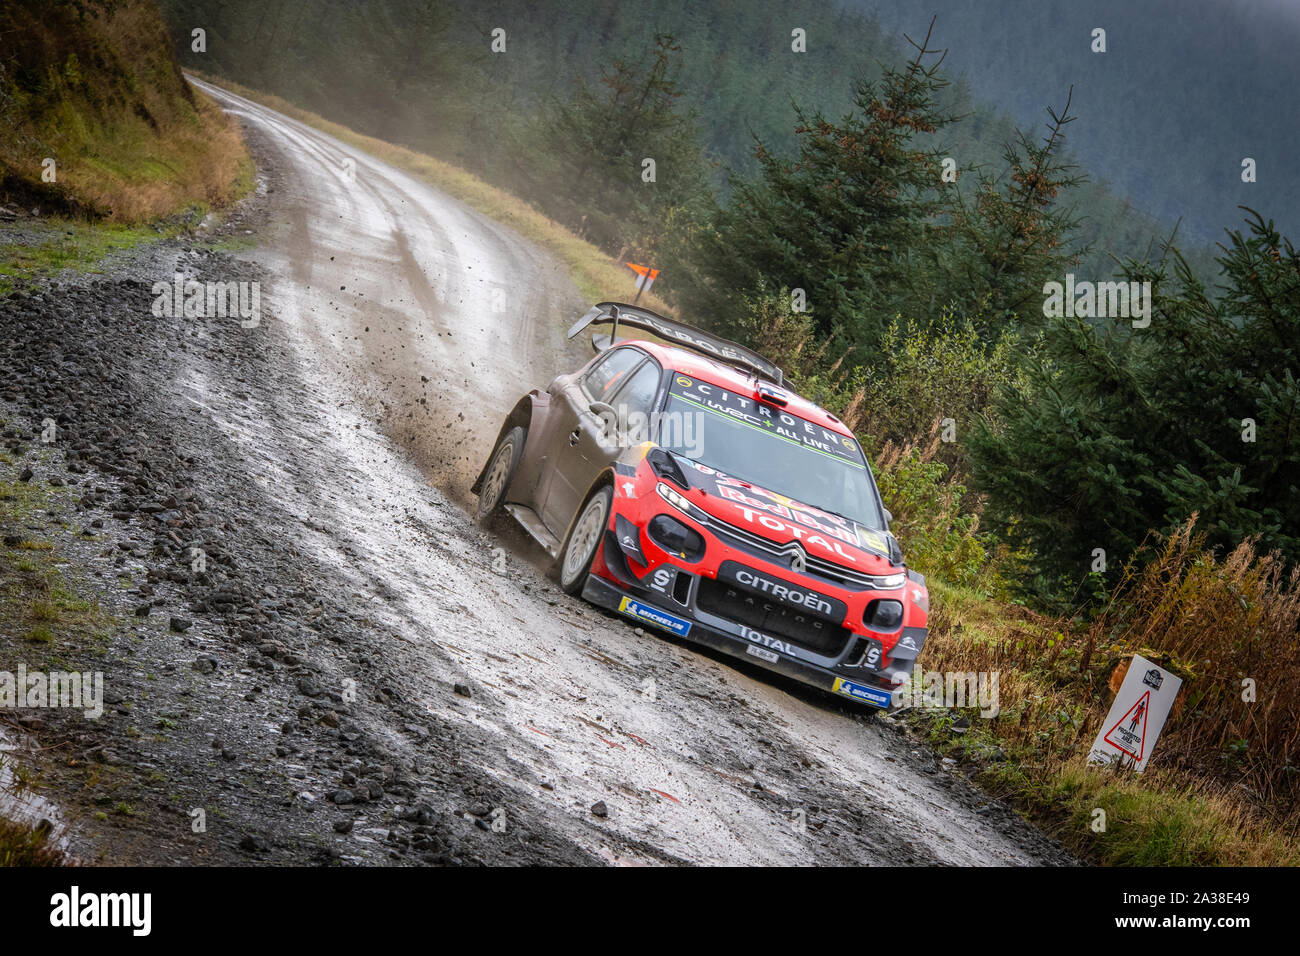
[[0, 79, 1072, 866]]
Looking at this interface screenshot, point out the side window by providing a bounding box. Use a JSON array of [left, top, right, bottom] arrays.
[[608, 360, 663, 442], [582, 348, 643, 402]]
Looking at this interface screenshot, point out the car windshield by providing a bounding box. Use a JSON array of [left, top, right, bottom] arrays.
[[657, 376, 885, 530]]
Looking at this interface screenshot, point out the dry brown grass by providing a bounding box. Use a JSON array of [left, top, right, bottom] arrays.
[[1090, 520, 1300, 812], [915, 516, 1300, 864], [906, 516, 1300, 804]]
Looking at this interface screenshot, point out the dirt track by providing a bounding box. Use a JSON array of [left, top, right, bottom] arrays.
[[0, 79, 1073, 866]]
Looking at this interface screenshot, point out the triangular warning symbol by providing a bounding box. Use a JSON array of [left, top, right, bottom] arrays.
[[1103, 690, 1150, 762]]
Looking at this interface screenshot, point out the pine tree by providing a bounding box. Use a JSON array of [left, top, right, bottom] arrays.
[[968, 208, 1300, 607], [943, 88, 1087, 336], [682, 19, 956, 351], [528, 33, 712, 257]]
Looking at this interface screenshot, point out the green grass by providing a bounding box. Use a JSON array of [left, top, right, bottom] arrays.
[[0, 519, 68, 866], [0, 477, 114, 654], [997, 757, 1300, 866], [0, 219, 171, 294], [0, 475, 50, 521]]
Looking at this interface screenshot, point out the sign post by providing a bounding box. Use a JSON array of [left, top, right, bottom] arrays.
[[626, 263, 659, 304], [1088, 654, 1182, 772]]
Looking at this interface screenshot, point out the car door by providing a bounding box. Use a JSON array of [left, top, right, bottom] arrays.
[[539, 347, 646, 534]]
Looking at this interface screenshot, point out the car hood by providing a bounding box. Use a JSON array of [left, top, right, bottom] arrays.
[[672, 456, 897, 572]]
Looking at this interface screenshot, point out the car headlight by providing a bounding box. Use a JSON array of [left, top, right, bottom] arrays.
[[868, 573, 906, 590], [656, 482, 708, 522]]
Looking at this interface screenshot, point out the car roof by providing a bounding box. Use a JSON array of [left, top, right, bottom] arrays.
[[614, 338, 855, 437]]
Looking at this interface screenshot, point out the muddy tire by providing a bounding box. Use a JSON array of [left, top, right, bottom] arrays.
[[558, 484, 613, 595], [476, 426, 525, 522]]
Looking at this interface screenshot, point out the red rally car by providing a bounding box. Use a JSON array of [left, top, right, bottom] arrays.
[[472, 302, 929, 708]]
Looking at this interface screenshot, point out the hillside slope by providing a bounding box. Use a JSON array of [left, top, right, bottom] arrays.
[[0, 0, 250, 221]]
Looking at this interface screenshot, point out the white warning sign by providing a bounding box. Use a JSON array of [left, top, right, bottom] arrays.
[[1088, 654, 1182, 773]]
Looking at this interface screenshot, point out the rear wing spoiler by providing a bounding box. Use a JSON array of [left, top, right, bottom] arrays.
[[566, 302, 783, 385]]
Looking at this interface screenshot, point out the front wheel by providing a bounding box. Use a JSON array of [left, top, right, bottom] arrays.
[[558, 485, 613, 595], [476, 426, 525, 521]]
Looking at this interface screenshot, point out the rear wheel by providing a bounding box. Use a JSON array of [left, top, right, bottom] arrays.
[[558, 485, 613, 595], [476, 426, 525, 522]]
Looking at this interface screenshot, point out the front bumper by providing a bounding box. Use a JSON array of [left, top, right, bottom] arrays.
[[581, 570, 905, 709]]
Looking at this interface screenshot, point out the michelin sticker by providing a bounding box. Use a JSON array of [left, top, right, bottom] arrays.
[[618, 596, 692, 637], [832, 677, 892, 708]]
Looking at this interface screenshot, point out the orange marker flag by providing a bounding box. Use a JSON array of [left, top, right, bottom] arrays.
[[626, 262, 660, 300]]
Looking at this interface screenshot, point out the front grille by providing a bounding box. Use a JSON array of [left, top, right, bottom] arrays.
[[700, 511, 885, 591], [695, 578, 850, 656]]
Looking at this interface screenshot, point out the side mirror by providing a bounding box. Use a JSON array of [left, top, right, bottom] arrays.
[[591, 332, 611, 353], [888, 534, 904, 567], [588, 401, 616, 421], [883, 508, 893, 525]]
